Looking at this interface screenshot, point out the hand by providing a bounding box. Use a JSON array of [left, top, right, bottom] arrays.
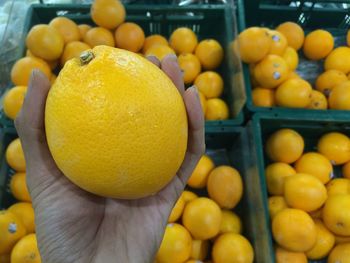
[[15, 55, 205, 263]]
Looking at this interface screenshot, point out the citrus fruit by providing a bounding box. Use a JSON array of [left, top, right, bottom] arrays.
[[322, 194, 350, 236], [265, 162, 296, 195], [266, 129, 304, 164], [327, 243, 350, 263], [303, 30, 334, 60], [305, 219, 335, 260], [286, 71, 300, 80], [318, 132, 350, 165], [83, 27, 115, 47], [45, 46, 187, 199], [275, 246, 307, 263], [187, 155, 215, 189], [207, 166, 243, 209], [6, 138, 26, 172], [168, 195, 185, 223], [252, 87, 275, 107], [334, 235, 350, 245], [326, 178, 350, 196], [10, 173, 31, 202], [328, 81, 350, 110], [8, 202, 35, 234], [0, 210, 26, 254], [191, 239, 209, 260], [11, 57, 51, 86], [10, 234, 41, 263], [294, 152, 333, 184], [49, 17, 80, 44], [268, 196, 288, 219], [237, 27, 271, 63], [253, 55, 289, 89], [348, 30, 350, 47], [275, 78, 312, 108], [115, 22, 145, 53], [219, 210, 242, 234], [315, 69, 348, 96], [276, 22, 305, 50], [195, 39, 223, 70], [182, 191, 198, 204], [282, 46, 298, 71], [272, 208, 317, 252], [343, 161, 350, 179], [194, 71, 224, 99], [169, 27, 198, 54], [324, 46, 350, 74], [268, 30, 288, 56], [78, 24, 91, 39], [178, 53, 201, 84], [212, 233, 254, 263], [91, 0, 125, 29], [156, 223, 192, 263], [307, 90, 328, 110], [284, 173, 327, 212], [144, 45, 175, 61], [198, 91, 207, 115], [26, 24, 64, 61], [60, 41, 91, 66], [182, 197, 222, 240], [205, 98, 229, 120], [3, 86, 27, 120], [142, 34, 168, 53]]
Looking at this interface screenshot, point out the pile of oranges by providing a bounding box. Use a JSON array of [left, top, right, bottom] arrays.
[[264, 128, 350, 262], [2, 0, 230, 122], [0, 137, 40, 263], [155, 154, 254, 263], [238, 21, 350, 110]]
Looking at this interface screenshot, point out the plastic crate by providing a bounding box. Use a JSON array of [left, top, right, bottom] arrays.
[[237, 0, 350, 117], [252, 112, 350, 263], [0, 3, 245, 127]]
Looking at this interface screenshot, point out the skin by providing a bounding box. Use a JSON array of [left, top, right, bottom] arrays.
[[15, 54, 205, 263]]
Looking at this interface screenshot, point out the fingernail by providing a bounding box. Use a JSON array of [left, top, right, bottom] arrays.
[[190, 85, 200, 99]]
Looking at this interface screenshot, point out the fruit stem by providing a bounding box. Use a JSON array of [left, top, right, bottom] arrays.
[[80, 51, 94, 65]]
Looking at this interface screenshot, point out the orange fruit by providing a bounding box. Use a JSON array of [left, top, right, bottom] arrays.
[[324, 46, 350, 74], [10, 173, 31, 202], [0, 210, 26, 254], [169, 27, 198, 54], [198, 91, 207, 115], [212, 233, 254, 263], [329, 81, 350, 110], [318, 132, 350, 165], [343, 161, 350, 179], [10, 234, 41, 263], [6, 138, 26, 172], [26, 24, 64, 61], [307, 90, 328, 110], [284, 173, 327, 212], [334, 235, 350, 245], [348, 30, 350, 47], [282, 46, 298, 71], [328, 243, 350, 263], [219, 209, 242, 234], [115, 22, 145, 53], [265, 162, 296, 195], [194, 71, 224, 99], [253, 55, 289, 89], [323, 194, 350, 236], [294, 152, 333, 184], [286, 71, 300, 80], [275, 78, 312, 108], [305, 219, 335, 260], [142, 35, 168, 54], [187, 155, 215, 189], [272, 208, 317, 252], [252, 87, 275, 107], [182, 191, 198, 204], [276, 22, 305, 50], [268, 30, 288, 56], [156, 223, 192, 263], [60, 41, 91, 66], [303, 30, 334, 60], [45, 46, 187, 199], [0, 254, 10, 263], [178, 53, 201, 84], [195, 39, 223, 70], [191, 239, 209, 261], [3, 86, 27, 120], [144, 45, 176, 61], [268, 196, 288, 219], [207, 166, 243, 209], [182, 197, 222, 240], [91, 0, 125, 29], [327, 178, 350, 196], [83, 27, 115, 47], [266, 129, 304, 164], [11, 57, 51, 86], [8, 202, 35, 234], [275, 246, 307, 263], [205, 98, 229, 120], [78, 24, 91, 39], [168, 194, 185, 223], [237, 27, 271, 63], [315, 69, 348, 96], [49, 17, 80, 44]]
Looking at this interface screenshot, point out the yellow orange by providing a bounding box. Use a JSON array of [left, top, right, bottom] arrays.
[[178, 53, 201, 84], [219, 209, 242, 234], [315, 69, 348, 96], [198, 91, 207, 115], [195, 39, 223, 70], [276, 22, 305, 50], [194, 71, 224, 99], [8, 202, 35, 234], [303, 30, 334, 60], [317, 132, 350, 165], [187, 155, 215, 189], [268, 196, 288, 219], [328, 81, 350, 110], [275, 246, 307, 263], [10, 173, 31, 202], [268, 30, 288, 55], [49, 17, 80, 44], [252, 87, 275, 107], [3, 86, 27, 120], [307, 90, 328, 110], [91, 0, 125, 29], [190, 239, 209, 261], [142, 35, 168, 54], [324, 46, 350, 74], [6, 138, 26, 172], [327, 243, 350, 263], [170, 27, 198, 54], [326, 178, 350, 196], [275, 78, 312, 108], [83, 27, 115, 47], [282, 46, 298, 71], [168, 195, 185, 223], [205, 98, 229, 121], [265, 162, 296, 195], [11, 234, 41, 263], [144, 45, 175, 61], [115, 22, 145, 53], [60, 41, 91, 66], [182, 191, 198, 204], [78, 24, 91, 39]]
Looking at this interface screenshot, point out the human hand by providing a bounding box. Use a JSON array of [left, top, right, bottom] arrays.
[[15, 54, 205, 263]]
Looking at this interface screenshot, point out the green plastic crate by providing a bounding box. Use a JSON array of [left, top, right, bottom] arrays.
[[0, 3, 245, 127], [252, 112, 350, 263], [237, 0, 350, 117]]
